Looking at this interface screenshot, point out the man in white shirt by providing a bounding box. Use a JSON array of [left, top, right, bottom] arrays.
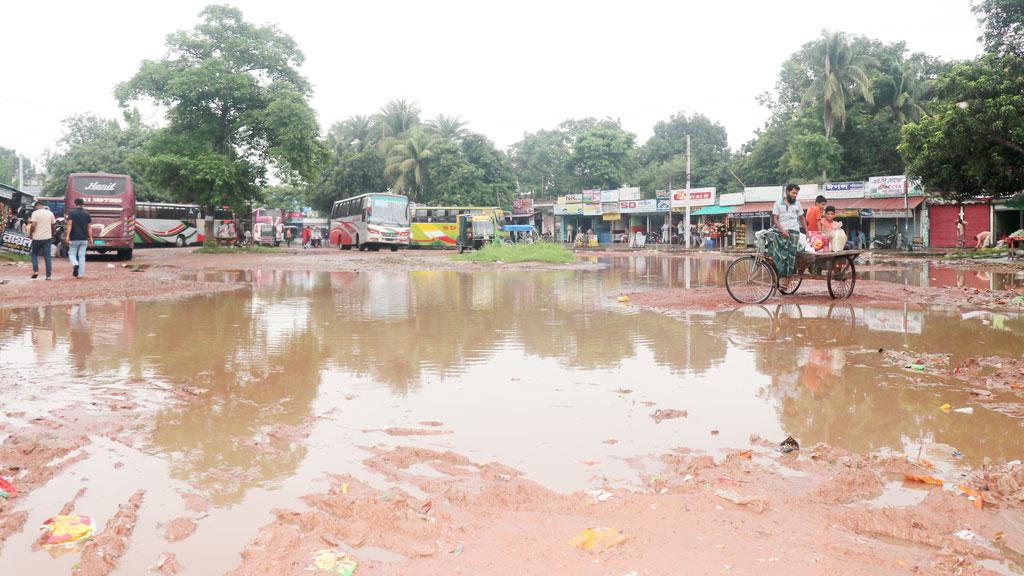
[[767, 184, 807, 277], [28, 201, 56, 280]]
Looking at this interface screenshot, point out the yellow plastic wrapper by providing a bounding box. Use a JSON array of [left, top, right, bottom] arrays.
[[313, 549, 358, 575], [568, 527, 629, 552], [40, 515, 95, 548]]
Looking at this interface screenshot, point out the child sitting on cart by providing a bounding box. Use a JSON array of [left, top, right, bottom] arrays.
[[820, 206, 850, 251]]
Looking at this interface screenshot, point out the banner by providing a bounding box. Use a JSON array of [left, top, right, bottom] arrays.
[[618, 199, 659, 213], [867, 176, 924, 198], [719, 192, 744, 206], [600, 190, 619, 203], [619, 187, 642, 201], [560, 194, 582, 204], [601, 202, 619, 214], [582, 204, 602, 216], [512, 198, 534, 216], [823, 181, 866, 199], [744, 185, 783, 202], [1, 229, 31, 256], [581, 190, 599, 203], [602, 213, 621, 221], [554, 204, 583, 215], [655, 189, 670, 199], [670, 187, 715, 208], [656, 199, 671, 212]]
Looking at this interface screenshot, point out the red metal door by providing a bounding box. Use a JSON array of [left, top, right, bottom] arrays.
[[929, 204, 989, 247]]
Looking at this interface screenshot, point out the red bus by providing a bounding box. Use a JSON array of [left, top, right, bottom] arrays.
[[65, 173, 136, 260]]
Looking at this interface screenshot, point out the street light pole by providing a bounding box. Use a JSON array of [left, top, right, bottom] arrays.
[[685, 134, 691, 249]]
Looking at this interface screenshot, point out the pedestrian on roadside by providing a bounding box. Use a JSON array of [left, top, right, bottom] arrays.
[[28, 200, 56, 280], [676, 219, 684, 244], [956, 213, 967, 248], [661, 221, 669, 244], [312, 226, 322, 248], [285, 227, 294, 247], [975, 230, 992, 250], [65, 198, 92, 279], [302, 226, 311, 249]]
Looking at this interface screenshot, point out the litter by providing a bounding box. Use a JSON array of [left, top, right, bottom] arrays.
[[905, 364, 926, 371], [953, 450, 965, 458], [970, 389, 993, 397], [0, 477, 16, 498], [312, 549, 358, 576], [715, 489, 769, 513], [616, 295, 631, 303], [586, 489, 613, 503], [738, 450, 753, 459], [451, 543, 464, 556], [953, 529, 977, 541], [40, 515, 95, 548], [953, 407, 974, 414], [956, 484, 985, 509], [568, 527, 629, 552], [939, 403, 953, 413], [651, 409, 687, 422], [778, 436, 800, 454], [904, 474, 943, 487]]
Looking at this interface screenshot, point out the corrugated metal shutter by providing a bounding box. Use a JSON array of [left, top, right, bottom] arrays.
[[928, 204, 989, 247]]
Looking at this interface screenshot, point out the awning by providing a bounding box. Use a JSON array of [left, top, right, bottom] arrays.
[[692, 205, 737, 216], [731, 202, 775, 219], [853, 197, 924, 210]]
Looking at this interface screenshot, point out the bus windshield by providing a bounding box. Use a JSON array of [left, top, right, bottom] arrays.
[[369, 195, 409, 226]]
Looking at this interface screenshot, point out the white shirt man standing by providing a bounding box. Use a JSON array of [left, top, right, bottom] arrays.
[[28, 201, 56, 280]]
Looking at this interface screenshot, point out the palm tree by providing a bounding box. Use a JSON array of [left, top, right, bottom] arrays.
[[879, 58, 930, 125], [804, 30, 876, 138], [384, 130, 437, 201], [426, 114, 468, 141], [373, 98, 421, 142], [327, 115, 375, 152]]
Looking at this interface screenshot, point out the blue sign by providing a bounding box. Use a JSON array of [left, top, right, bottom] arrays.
[[656, 199, 670, 212], [825, 181, 865, 192]]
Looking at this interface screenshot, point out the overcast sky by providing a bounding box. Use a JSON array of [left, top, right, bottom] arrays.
[[4, 0, 981, 168]]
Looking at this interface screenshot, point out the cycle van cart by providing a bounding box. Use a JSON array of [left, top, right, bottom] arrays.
[[725, 229, 864, 304]]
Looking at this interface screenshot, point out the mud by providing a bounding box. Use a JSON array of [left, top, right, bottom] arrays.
[[74, 490, 144, 576]]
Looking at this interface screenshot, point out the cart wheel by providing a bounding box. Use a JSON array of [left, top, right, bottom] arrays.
[[827, 256, 856, 299], [723, 305, 775, 345], [777, 275, 802, 295], [726, 256, 778, 304]]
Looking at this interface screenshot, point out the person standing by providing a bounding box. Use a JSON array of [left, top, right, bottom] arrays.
[[65, 198, 93, 278], [285, 226, 294, 247], [28, 200, 56, 280], [302, 226, 311, 249], [956, 213, 967, 248]]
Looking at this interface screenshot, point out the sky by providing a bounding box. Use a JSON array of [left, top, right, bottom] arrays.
[[3, 0, 982, 169]]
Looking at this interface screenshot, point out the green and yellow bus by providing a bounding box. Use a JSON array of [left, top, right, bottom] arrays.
[[410, 206, 505, 248]]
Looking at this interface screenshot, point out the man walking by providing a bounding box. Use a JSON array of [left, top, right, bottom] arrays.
[[65, 198, 93, 278], [28, 200, 56, 280]]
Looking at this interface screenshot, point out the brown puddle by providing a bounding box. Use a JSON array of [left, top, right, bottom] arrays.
[[1, 264, 1023, 574]]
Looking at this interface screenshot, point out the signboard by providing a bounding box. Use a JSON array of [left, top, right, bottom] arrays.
[[601, 202, 619, 214], [823, 181, 866, 199], [618, 199, 659, 213], [864, 307, 924, 334], [655, 189, 670, 199], [602, 213, 621, 221], [867, 175, 924, 198], [871, 209, 912, 219], [744, 185, 783, 202], [600, 190, 619, 203], [581, 190, 599, 203], [670, 187, 715, 208], [512, 198, 534, 216], [582, 204, 602, 216], [554, 204, 583, 215], [1, 229, 31, 256], [796, 183, 820, 201], [719, 192, 744, 206], [561, 194, 582, 204], [619, 187, 642, 201], [656, 199, 671, 212]]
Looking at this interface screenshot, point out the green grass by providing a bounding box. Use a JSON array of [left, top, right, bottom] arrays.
[[943, 247, 1009, 259], [0, 251, 29, 262], [193, 244, 282, 254], [452, 242, 575, 264]]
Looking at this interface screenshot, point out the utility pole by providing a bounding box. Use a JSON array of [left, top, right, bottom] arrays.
[[685, 135, 691, 249], [18, 155, 23, 190]]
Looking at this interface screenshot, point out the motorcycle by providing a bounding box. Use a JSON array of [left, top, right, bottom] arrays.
[[870, 228, 898, 250]]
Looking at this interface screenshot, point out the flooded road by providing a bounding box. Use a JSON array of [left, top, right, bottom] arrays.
[[1, 258, 1023, 574]]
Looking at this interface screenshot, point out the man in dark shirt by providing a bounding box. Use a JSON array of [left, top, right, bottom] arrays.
[[65, 198, 93, 278]]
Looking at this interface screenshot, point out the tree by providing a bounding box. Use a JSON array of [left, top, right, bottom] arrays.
[[310, 147, 387, 214], [803, 30, 876, 138], [509, 129, 573, 200], [637, 112, 733, 192], [426, 115, 469, 141], [781, 133, 844, 182], [567, 123, 637, 190], [116, 4, 324, 239], [384, 130, 438, 201], [974, 0, 1024, 58], [43, 111, 158, 198], [373, 99, 421, 143], [900, 54, 1024, 201], [0, 148, 35, 187], [327, 116, 375, 152]]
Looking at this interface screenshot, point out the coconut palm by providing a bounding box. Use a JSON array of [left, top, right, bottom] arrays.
[[426, 114, 468, 141], [384, 130, 437, 201], [804, 30, 876, 137], [327, 115, 375, 152], [878, 58, 930, 125], [373, 98, 421, 142]]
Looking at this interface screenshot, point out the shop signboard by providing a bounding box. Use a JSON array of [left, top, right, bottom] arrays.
[[744, 185, 783, 202], [636, 199, 658, 212], [867, 175, 924, 198], [601, 202, 619, 214], [581, 190, 599, 203], [656, 199, 670, 212], [655, 189, 670, 199], [872, 209, 912, 219], [512, 198, 534, 216], [618, 200, 639, 213], [602, 213, 621, 221], [560, 194, 582, 204], [670, 187, 715, 208], [1, 229, 31, 256], [600, 189, 619, 203], [796, 183, 820, 201], [619, 187, 642, 201], [555, 204, 583, 215], [582, 204, 602, 216], [823, 181, 866, 199], [719, 192, 744, 206]]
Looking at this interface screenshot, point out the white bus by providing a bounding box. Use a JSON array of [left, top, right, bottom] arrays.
[[135, 202, 202, 247], [329, 193, 410, 251]]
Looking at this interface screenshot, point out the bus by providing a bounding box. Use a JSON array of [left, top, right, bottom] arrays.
[[330, 193, 410, 251], [65, 172, 136, 260], [135, 202, 203, 247], [409, 206, 504, 248], [212, 207, 238, 244], [252, 208, 283, 246]]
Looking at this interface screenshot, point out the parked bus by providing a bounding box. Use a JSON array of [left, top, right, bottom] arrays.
[[409, 206, 503, 248], [135, 202, 202, 247], [64, 173, 136, 260], [330, 193, 410, 251], [252, 208, 283, 246], [211, 207, 238, 245]]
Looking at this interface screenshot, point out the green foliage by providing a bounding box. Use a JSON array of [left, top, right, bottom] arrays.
[[782, 133, 843, 181], [43, 111, 158, 198], [900, 54, 1024, 201], [636, 112, 734, 193], [509, 129, 573, 200], [0, 251, 29, 262], [974, 0, 1024, 57], [310, 145, 387, 214], [116, 4, 325, 211], [453, 242, 575, 264], [384, 129, 438, 200], [262, 185, 309, 211], [0, 148, 34, 187], [426, 115, 469, 141], [803, 30, 876, 138], [568, 122, 637, 190]]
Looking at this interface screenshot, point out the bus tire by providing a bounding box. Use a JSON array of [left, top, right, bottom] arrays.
[[176, 235, 186, 248], [370, 244, 380, 252], [119, 249, 133, 261], [356, 235, 365, 251]]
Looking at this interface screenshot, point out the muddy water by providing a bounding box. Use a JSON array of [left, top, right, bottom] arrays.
[[1, 264, 1023, 574]]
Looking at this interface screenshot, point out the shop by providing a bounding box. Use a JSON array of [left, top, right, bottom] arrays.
[[1, 183, 35, 256], [928, 201, 990, 248], [690, 205, 736, 248], [993, 195, 1024, 240]]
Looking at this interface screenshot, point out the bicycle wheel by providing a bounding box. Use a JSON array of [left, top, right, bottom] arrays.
[[777, 274, 802, 295], [726, 256, 777, 304], [827, 256, 856, 299]]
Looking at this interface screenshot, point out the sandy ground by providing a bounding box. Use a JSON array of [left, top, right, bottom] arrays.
[[2, 247, 1024, 574]]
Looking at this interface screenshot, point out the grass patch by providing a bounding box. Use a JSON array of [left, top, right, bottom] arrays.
[[193, 244, 282, 254], [452, 242, 575, 264], [0, 251, 29, 262], [943, 247, 1009, 260]]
